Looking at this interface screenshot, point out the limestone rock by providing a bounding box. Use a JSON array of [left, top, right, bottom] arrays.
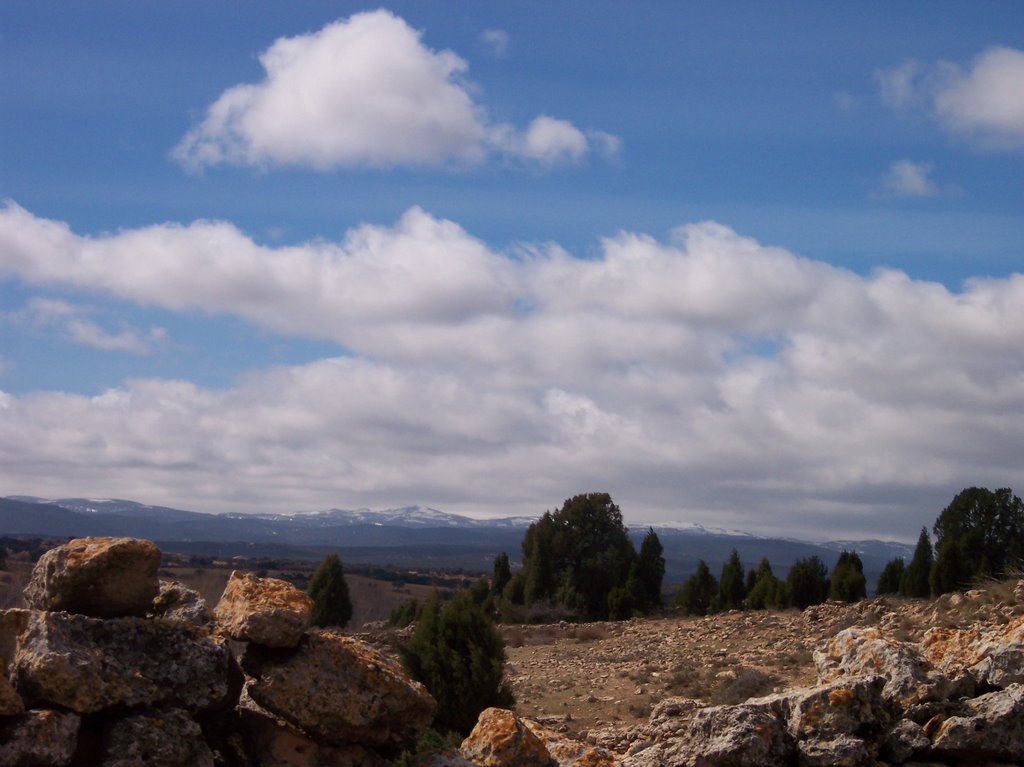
[[238, 700, 391, 767], [523, 719, 617, 767], [460, 708, 552, 767], [621, 700, 792, 767], [14, 610, 229, 713], [0, 676, 23, 716], [151, 580, 210, 624], [884, 719, 930, 764], [0, 609, 30, 671], [214, 570, 313, 648], [777, 677, 888, 742], [928, 683, 1024, 761], [22, 537, 161, 617], [922, 615, 1024, 689], [795, 735, 870, 767], [814, 627, 953, 709], [102, 708, 215, 767], [243, 630, 435, 750], [0, 708, 81, 767]]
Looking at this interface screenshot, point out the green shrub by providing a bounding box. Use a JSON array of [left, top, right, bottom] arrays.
[[307, 553, 353, 628], [399, 590, 514, 735]]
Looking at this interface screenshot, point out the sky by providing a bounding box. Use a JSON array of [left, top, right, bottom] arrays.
[[1, 2, 1023, 541]]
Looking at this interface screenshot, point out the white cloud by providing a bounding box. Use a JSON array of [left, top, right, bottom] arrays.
[[1, 202, 1023, 539], [480, 29, 509, 58], [876, 60, 922, 110], [15, 296, 165, 355], [878, 46, 1024, 148], [174, 10, 617, 170], [879, 159, 940, 198], [934, 46, 1024, 147]]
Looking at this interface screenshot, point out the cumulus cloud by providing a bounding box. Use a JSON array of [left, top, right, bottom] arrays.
[[879, 159, 940, 198], [878, 46, 1024, 148], [1, 202, 1023, 539], [15, 296, 166, 354], [174, 10, 617, 170]]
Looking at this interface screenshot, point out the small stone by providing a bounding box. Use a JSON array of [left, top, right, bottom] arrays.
[[102, 708, 215, 767], [150, 580, 210, 624]]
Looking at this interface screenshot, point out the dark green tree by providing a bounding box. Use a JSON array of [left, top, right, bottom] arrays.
[[628, 528, 665, 612], [607, 586, 635, 621], [876, 558, 905, 595], [520, 493, 635, 620], [673, 560, 718, 616], [746, 558, 784, 610], [829, 550, 866, 603], [901, 528, 933, 597], [521, 512, 558, 605], [389, 598, 421, 628], [786, 556, 830, 610], [718, 548, 746, 611], [399, 590, 513, 735], [930, 487, 1024, 595], [491, 552, 512, 596], [307, 553, 353, 628], [502, 571, 526, 605]]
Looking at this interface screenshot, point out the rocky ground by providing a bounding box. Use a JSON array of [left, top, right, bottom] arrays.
[[497, 577, 1024, 741]]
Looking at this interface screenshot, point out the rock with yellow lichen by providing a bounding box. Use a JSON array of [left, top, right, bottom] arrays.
[[22, 537, 160, 617], [241, 629, 436, 752], [214, 569, 313, 647], [459, 708, 553, 766]]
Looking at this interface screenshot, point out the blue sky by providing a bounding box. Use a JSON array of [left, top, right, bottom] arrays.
[[1, 2, 1022, 539]]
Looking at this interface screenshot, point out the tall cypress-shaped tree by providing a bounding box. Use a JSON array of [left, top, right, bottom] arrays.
[[876, 558, 905, 595], [786, 556, 830, 609], [491, 552, 511, 597], [673, 560, 718, 616], [308, 552, 353, 628], [629, 528, 665, 612], [901, 528, 933, 598], [746, 558, 783, 609], [718, 549, 746, 611], [829, 550, 866, 603]]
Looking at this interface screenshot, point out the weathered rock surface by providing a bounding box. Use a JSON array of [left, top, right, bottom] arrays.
[[0, 609, 30, 670], [237, 701, 389, 767], [22, 537, 160, 617], [151, 580, 210, 624], [922, 614, 1024, 689], [243, 630, 435, 750], [215, 570, 313, 648], [927, 683, 1024, 761], [621, 698, 793, 767], [813, 627, 957, 708], [102, 708, 215, 767], [0, 708, 81, 767], [459, 708, 552, 767], [0, 677, 22, 717], [523, 719, 617, 767], [13, 610, 229, 713]]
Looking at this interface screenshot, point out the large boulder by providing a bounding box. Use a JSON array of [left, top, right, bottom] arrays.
[[927, 683, 1024, 761], [459, 708, 552, 767], [214, 570, 313, 648], [13, 610, 229, 713], [814, 627, 957, 709], [621, 699, 792, 767], [22, 537, 160, 617], [101, 708, 215, 767], [922, 614, 1024, 689], [237, 699, 390, 767], [243, 630, 435, 751], [0, 709, 81, 767]]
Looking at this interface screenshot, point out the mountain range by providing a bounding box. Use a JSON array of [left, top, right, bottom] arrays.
[[0, 496, 913, 586]]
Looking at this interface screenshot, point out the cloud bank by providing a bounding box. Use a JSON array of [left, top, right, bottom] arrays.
[[1, 201, 1023, 539], [174, 10, 617, 170], [878, 46, 1024, 148]]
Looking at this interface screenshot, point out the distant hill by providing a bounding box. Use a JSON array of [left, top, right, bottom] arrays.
[[1, 496, 913, 587]]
